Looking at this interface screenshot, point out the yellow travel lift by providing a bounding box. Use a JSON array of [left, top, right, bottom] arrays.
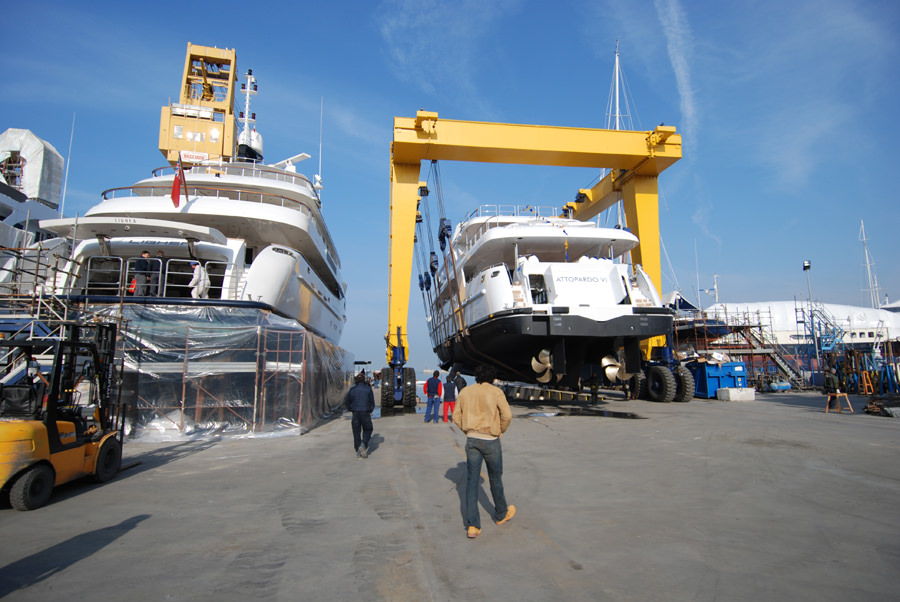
[[0, 322, 125, 510], [383, 110, 682, 410]]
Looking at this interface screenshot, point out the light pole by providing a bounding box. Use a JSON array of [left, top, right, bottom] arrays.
[[803, 260, 820, 386]]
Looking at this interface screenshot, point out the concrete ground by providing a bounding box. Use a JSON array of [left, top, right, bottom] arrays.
[[1, 390, 899, 601]]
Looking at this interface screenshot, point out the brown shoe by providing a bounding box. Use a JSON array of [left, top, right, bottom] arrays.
[[467, 526, 481, 539], [495, 504, 516, 525]]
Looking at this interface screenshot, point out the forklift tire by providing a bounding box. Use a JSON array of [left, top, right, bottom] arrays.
[[93, 437, 122, 483], [673, 366, 695, 403], [646, 365, 677, 403], [10, 463, 54, 511]]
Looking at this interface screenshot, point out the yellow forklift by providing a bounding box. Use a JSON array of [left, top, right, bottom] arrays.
[[0, 322, 125, 510]]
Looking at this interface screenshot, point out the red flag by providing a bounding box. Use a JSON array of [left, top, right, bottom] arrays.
[[171, 154, 186, 207]]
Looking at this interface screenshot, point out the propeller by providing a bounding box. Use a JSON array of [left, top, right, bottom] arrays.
[[601, 354, 634, 382], [531, 349, 554, 384]]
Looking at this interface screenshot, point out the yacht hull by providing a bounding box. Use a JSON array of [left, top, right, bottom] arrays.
[[435, 308, 673, 385]]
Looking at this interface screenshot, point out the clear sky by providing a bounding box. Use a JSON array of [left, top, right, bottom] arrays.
[[3, 0, 898, 372]]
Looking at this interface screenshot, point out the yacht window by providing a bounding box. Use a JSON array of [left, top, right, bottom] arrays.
[[244, 248, 254, 265], [529, 274, 548, 304]]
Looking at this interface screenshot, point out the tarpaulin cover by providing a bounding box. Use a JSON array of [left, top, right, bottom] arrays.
[[0, 128, 63, 208], [91, 304, 353, 438]]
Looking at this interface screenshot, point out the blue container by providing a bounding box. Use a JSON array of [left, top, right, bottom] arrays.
[[687, 361, 747, 399]]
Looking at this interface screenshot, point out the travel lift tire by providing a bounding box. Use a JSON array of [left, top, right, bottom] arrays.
[[673, 366, 695, 403], [402, 367, 417, 412], [380, 366, 395, 415], [646, 365, 677, 403], [9, 463, 55, 511]]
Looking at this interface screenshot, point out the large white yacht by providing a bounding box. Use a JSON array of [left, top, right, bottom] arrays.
[[425, 204, 672, 387], [39, 44, 346, 344]]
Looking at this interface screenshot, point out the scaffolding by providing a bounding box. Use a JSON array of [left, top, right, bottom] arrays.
[[673, 307, 808, 391]]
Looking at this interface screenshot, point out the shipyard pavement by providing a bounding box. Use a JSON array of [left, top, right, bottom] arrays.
[[1, 391, 899, 601]]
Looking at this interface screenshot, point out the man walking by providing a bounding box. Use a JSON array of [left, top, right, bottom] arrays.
[[452, 364, 515, 539], [344, 371, 375, 457], [423, 369, 442, 424]]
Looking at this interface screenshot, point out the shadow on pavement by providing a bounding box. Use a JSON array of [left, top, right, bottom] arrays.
[[0, 514, 150, 597]]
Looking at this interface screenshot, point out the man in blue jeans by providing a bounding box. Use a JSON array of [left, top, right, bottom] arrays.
[[452, 364, 516, 539], [423, 370, 442, 424]]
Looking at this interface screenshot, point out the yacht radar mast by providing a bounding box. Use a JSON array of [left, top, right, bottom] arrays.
[[237, 69, 263, 162]]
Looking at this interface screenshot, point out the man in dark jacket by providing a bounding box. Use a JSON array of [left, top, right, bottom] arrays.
[[423, 370, 442, 424], [344, 371, 375, 457], [133, 250, 151, 296]]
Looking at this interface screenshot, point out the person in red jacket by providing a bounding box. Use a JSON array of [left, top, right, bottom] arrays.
[[423, 370, 442, 423]]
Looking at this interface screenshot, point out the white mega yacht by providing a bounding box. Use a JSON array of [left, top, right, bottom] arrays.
[[425, 205, 673, 388], [40, 45, 346, 344]]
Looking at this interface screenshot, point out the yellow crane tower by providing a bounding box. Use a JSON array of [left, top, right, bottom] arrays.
[[384, 110, 681, 407]]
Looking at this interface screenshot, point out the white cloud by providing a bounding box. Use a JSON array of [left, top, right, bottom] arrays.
[[653, 0, 697, 151]]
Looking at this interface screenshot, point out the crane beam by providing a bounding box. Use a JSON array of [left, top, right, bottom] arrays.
[[387, 110, 681, 360]]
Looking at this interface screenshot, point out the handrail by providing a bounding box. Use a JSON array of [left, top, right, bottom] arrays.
[[100, 183, 312, 213], [150, 162, 315, 190]]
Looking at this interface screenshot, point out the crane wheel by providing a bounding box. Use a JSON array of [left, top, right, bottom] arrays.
[[646, 365, 677, 403], [380, 366, 395, 416], [402, 367, 417, 409], [93, 437, 122, 483], [10, 463, 55, 511], [629, 371, 647, 400], [673, 366, 695, 402]]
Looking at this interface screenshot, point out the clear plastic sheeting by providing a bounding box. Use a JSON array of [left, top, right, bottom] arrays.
[[90, 304, 353, 438]]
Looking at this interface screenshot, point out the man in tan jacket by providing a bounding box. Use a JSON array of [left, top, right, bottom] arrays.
[[452, 364, 516, 539]]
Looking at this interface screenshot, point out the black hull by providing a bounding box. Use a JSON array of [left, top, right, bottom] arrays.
[[433, 307, 674, 386]]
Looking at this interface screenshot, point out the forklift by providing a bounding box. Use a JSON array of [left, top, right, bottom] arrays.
[[0, 322, 125, 510]]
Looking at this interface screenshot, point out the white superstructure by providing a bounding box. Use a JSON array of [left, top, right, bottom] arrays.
[[426, 205, 672, 386], [39, 53, 346, 344]]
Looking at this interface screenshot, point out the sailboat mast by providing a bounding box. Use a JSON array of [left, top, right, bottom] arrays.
[[614, 41, 621, 131], [860, 219, 881, 309]]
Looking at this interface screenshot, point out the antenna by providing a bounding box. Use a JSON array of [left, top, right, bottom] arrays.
[[60, 112, 75, 217]]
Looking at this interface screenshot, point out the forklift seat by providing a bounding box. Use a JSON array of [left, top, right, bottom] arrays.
[[0, 381, 46, 419]]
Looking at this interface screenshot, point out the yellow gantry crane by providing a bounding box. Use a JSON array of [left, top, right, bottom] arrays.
[[387, 110, 682, 369]]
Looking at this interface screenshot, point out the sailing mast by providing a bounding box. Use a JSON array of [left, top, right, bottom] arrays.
[[860, 219, 882, 309]]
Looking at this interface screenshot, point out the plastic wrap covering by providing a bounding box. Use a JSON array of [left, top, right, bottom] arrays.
[[90, 304, 353, 439], [0, 129, 63, 208]]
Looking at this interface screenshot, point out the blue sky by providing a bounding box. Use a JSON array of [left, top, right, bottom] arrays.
[[3, 0, 898, 371]]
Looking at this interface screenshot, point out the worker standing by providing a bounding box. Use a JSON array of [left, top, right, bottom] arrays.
[[442, 373, 458, 423], [188, 260, 210, 299], [344, 372, 375, 457], [133, 251, 151, 296], [452, 364, 515, 539], [423, 370, 442, 424]]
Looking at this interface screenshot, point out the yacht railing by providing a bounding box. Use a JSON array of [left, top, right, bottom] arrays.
[[100, 183, 314, 215], [459, 204, 561, 252], [152, 163, 315, 191], [81, 256, 230, 300]]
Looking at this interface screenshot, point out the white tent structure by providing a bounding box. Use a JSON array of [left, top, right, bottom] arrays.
[[0, 128, 63, 209]]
